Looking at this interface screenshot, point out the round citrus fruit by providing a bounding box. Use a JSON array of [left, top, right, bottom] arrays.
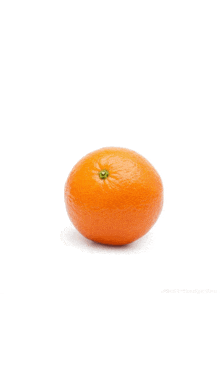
[[64, 147, 163, 245]]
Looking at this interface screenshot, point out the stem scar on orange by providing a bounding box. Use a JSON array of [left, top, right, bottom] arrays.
[[64, 147, 163, 246]]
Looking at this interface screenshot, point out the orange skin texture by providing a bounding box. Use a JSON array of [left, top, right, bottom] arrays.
[[64, 147, 163, 245]]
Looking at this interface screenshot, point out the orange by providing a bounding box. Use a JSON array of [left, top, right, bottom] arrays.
[[64, 147, 163, 245]]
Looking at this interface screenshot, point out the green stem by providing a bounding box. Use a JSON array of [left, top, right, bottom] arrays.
[[99, 169, 109, 179]]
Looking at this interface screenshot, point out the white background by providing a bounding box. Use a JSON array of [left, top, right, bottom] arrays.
[[0, 0, 220, 391]]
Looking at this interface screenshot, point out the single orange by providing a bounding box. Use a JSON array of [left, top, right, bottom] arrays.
[[64, 147, 163, 245]]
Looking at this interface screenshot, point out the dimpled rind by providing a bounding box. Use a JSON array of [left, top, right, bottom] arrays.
[[64, 147, 163, 245]]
